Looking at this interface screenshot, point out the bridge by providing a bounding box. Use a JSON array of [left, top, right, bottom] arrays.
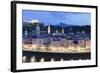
[[22, 50, 91, 62]]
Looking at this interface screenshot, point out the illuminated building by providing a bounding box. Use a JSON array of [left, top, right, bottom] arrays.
[[22, 20, 91, 62]]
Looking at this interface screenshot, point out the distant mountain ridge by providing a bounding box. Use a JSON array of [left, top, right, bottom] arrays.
[[23, 21, 91, 33]]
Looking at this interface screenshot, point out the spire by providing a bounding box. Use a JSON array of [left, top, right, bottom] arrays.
[[24, 28, 28, 37], [56, 30, 58, 33], [36, 23, 40, 36], [48, 24, 51, 34], [62, 28, 64, 34]]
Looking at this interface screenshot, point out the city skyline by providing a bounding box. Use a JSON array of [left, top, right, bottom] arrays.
[[22, 10, 91, 63], [22, 10, 91, 26]]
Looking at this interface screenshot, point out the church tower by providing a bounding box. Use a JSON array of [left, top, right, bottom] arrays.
[[62, 28, 64, 34], [48, 24, 51, 34]]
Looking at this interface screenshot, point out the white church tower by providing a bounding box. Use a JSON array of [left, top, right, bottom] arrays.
[[62, 28, 64, 34], [48, 24, 51, 34], [24, 28, 28, 37]]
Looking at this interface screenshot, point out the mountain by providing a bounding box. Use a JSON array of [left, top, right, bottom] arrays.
[[58, 22, 70, 27]]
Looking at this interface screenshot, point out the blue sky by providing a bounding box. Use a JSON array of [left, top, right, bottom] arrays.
[[22, 10, 91, 26]]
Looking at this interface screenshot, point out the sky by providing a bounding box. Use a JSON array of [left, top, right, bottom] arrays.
[[22, 10, 91, 26]]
